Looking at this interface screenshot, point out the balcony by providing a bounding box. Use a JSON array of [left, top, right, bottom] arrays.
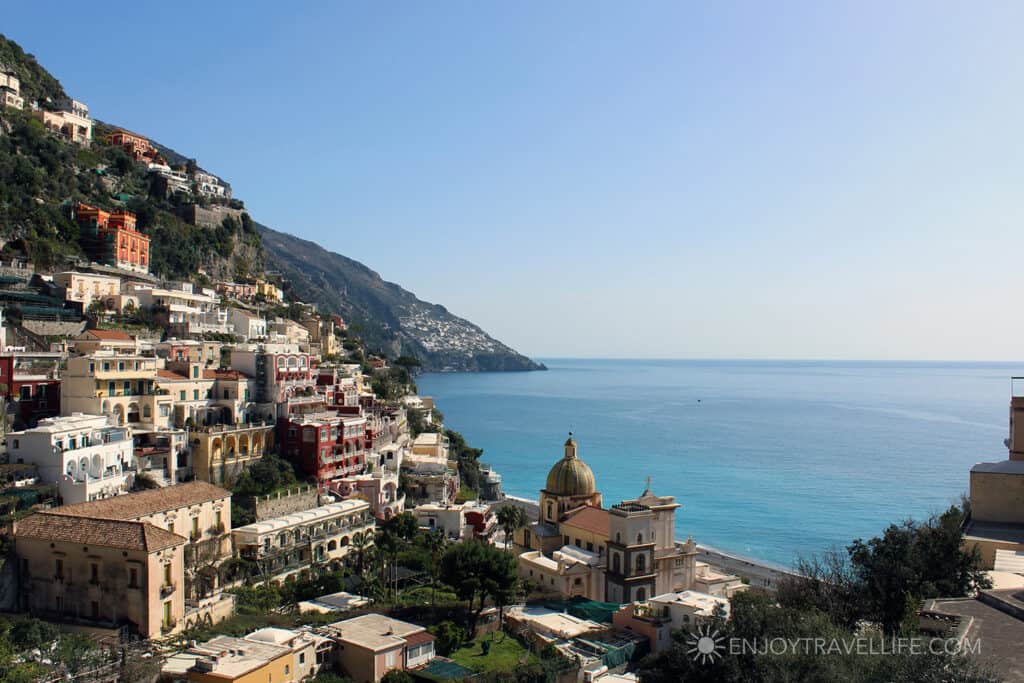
[[160, 582, 176, 598]]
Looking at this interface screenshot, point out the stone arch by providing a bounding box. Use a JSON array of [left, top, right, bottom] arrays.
[[211, 437, 222, 461], [327, 540, 338, 551], [113, 404, 125, 425], [252, 432, 264, 454], [239, 433, 250, 455], [225, 435, 237, 456], [127, 402, 140, 423]]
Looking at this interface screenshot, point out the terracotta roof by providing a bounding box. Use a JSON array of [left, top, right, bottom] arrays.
[[55, 481, 231, 521], [157, 369, 187, 380], [17, 512, 185, 551], [561, 506, 609, 537], [403, 631, 435, 647], [79, 329, 133, 341], [202, 369, 250, 380]]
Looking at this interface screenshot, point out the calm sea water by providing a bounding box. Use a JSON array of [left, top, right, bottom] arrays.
[[417, 359, 1019, 568]]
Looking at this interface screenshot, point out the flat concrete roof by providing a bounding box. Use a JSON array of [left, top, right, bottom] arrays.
[[926, 597, 1024, 681], [971, 460, 1024, 475]]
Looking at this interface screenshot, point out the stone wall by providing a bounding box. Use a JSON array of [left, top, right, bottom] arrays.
[[178, 204, 244, 228], [21, 319, 85, 338], [252, 485, 320, 521]]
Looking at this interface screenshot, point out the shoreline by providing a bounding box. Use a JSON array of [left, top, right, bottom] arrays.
[[501, 494, 799, 590]]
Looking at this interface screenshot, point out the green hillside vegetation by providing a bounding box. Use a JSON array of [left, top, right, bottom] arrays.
[[0, 104, 262, 277], [0, 34, 66, 104]]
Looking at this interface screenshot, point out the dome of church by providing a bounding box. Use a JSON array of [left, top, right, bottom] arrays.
[[545, 435, 597, 496]]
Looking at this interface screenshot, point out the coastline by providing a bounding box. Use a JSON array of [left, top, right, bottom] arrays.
[[501, 494, 799, 590]]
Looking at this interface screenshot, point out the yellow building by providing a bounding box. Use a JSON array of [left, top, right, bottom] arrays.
[[15, 512, 186, 638], [190, 423, 275, 485], [187, 635, 294, 683], [62, 352, 172, 429], [33, 482, 237, 632], [965, 383, 1024, 568], [515, 436, 696, 604]]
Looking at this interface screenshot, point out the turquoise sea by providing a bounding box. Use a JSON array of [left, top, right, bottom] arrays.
[[417, 359, 1019, 568]]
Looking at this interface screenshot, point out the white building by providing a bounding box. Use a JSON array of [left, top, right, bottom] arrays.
[[518, 545, 605, 601], [228, 308, 267, 340], [193, 170, 231, 198], [128, 281, 229, 336], [245, 627, 333, 681], [0, 68, 24, 110], [7, 413, 134, 504], [53, 271, 122, 311], [233, 499, 374, 578], [34, 99, 92, 145]]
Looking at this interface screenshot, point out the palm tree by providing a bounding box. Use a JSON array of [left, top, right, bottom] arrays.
[[352, 530, 373, 575], [496, 504, 527, 552]]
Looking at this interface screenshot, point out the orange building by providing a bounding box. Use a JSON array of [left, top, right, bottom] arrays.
[[108, 129, 158, 161], [75, 202, 151, 274]]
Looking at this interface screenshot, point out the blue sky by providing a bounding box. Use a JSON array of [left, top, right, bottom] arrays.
[[5, 2, 1024, 360]]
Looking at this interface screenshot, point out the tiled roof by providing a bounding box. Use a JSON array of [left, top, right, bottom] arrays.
[[561, 506, 609, 537], [16, 513, 185, 551], [55, 481, 231, 521], [157, 369, 187, 380], [79, 329, 133, 341], [202, 369, 250, 380]]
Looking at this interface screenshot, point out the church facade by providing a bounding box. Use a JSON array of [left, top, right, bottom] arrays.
[[515, 435, 697, 603]]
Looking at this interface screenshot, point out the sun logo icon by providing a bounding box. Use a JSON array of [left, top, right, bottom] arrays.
[[686, 623, 725, 664]]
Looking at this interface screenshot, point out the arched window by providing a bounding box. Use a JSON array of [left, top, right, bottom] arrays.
[[637, 533, 643, 544], [616, 532, 621, 543], [546, 502, 553, 520], [636, 554, 646, 573], [612, 554, 621, 574], [636, 587, 646, 601]]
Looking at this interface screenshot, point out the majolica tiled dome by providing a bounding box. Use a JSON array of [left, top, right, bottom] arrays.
[[545, 435, 596, 496]]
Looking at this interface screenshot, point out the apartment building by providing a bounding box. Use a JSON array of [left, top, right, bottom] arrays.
[[233, 499, 373, 577], [53, 271, 122, 311], [15, 512, 187, 638], [0, 349, 62, 427], [129, 282, 229, 337], [228, 308, 267, 340], [278, 412, 367, 486], [62, 352, 171, 429], [7, 414, 133, 504], [74, 203, 150, 273], [34, 98, 92, 145]]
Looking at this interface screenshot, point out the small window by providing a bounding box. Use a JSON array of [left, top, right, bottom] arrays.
[[129, 567, 139, 588], [55, 558, 64, 579]]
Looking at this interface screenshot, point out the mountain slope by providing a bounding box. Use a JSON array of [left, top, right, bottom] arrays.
[[258, 223, 544, 372]]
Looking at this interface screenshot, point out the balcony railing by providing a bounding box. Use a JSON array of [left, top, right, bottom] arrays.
[[160, 582, 176, 598]]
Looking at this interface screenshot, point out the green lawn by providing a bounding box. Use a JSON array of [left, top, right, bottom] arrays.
[[449, 633, 538, 674]]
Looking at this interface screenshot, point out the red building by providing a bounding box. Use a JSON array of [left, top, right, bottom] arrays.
[[74, 202, 150, 274], [0, 352, 62, 428], [278, 412, 368, 486], [108, 129, 158, 161]]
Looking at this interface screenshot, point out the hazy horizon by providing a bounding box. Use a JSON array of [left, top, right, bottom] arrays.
[[6, 2, 1023, 361]]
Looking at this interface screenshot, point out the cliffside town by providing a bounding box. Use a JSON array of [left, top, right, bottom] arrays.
[[0, 31, 1018, 683]]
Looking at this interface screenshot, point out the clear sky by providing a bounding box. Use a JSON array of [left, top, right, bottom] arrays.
[[5, 2, 1024, 360]]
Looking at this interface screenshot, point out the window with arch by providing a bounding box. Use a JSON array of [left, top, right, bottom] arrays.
[[636, 554, 646, 573], [636, 587, 646, 601], [637, 533, 643, 544], [612, 553, 621, 574]]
